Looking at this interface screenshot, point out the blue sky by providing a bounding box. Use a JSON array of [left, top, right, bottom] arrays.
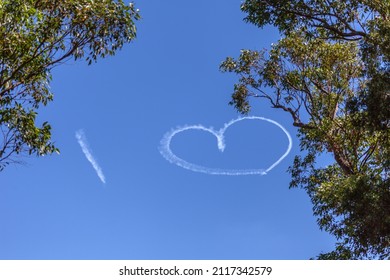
[[0, 0, 336, 259]]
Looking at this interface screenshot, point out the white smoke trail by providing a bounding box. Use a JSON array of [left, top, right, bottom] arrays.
[[159, 116, 293, 175], [75, 129, 106, 184]]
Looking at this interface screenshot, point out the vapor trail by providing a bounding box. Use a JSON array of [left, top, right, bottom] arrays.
[[159, 116, 292, 175], [75, 129, 106, 184]]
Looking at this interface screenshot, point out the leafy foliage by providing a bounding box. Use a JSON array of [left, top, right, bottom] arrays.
[[221, 0, 390, 259], [0, 0, 140, 170]]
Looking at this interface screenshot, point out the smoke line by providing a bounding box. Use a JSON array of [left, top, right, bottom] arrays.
[[75, 129, 106, 184], [159, 116, 292, 176]]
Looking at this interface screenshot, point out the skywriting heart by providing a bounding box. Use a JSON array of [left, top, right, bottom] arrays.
[[159, 116, 293, 175]]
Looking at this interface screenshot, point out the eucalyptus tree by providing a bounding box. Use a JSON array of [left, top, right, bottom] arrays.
[[221, 0, 389, 259], [0, 0, 140, 170]]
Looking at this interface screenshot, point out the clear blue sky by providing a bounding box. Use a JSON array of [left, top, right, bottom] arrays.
[[0, 0, 336, 259]]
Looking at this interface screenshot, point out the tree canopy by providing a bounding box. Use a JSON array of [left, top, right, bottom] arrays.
[[221, 0, 389, 259], [0, 0, 140, 170]]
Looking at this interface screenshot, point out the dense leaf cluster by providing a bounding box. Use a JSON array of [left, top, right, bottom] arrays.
[[0, 0, 140, 170], [221, 0, 389, 259]]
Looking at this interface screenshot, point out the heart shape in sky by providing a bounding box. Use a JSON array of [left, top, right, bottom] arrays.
[[159, 116, 293, 175]]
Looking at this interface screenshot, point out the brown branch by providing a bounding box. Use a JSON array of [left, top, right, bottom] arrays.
[[360, 142, 378, 170], [330, 142, 355, 175]]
